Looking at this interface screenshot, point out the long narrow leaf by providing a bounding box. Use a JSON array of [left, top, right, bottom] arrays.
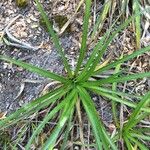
[[0, 86, 69, 129], [26, 93, 74, 149], [133, 0, 141, 49], [75, 0, 92, 75], [111, 54, 123, 126], [78, 86, 117, 150], [127, 134, 149, 150], [124, 91, 150, 131], [124, 136, 133, 150], [35, 0, 72, 77], [131, 132, 150, 141], [0, 55, 69, 83], [84, 72, 150, 86], [77, 15, 134, 82], [91, 0, 111, 39], [42, 89, 77, 150], [60, 109, 74, 150], [88, 87, 150, 113], [76, 13, 122, 81], [83, 85, 142, 100], [94, 45, 150, 75]]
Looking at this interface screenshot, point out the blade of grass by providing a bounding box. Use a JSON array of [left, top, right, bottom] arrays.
[[120, 0, 129, 20], [91, 0, 111, 40], [111, 54, 123, 127], [11, 125, 28, 149], [35, 0, 72, 77], [84, 72, 150, 86], [124, 91, 150, 131], [133, 0, 141, 49], [77, 15, 134, 82], [124, 136, 133, 150], [78, 86, 117, 150], [130, 132, 150, 141], [87, 87, 150, 113], [76, 13, 122, 81], [0, 55, 69, 83], [128, 112, 149, 129], [60, 108, 74, 150], [94, 45, 150, 75], [42, 89, 77, 150], [26, 93, 75, 150], [83, 85, 142, 100], [135, 127, 150, 133], [127, 134, 149, 150], [0, 86, 70, 129], [74, 0, 92, 75]]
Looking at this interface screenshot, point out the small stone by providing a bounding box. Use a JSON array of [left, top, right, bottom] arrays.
[[30, 15, 38, 22], [108, 124, 116, 132], [31, 24, 39, 28], [26, 18, 31, 23], [20, 31, 28, 37]]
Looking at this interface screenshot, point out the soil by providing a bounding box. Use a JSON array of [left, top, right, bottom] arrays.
[[0, 0, 79, 113], [0, 0, 150, 120], [0, 0, 150, 149], [0, 0, 149, 123]]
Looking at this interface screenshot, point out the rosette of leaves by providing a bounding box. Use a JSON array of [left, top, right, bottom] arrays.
[[0, 0, 150, 149]]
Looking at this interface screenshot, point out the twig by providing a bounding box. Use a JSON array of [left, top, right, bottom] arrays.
[[5, 28, 39, 51], [2, 15, 41, 51]]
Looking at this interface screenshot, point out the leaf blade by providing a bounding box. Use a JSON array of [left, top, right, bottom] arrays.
[[78, 86, 117, 150], [94, 45, 150, 75], [0, 55, 69, 83], [42, 89, 77, 150], [26, 92, 75, 149], [74, 0, 92, 75], [0, 86, 70, 129], [85, 72, 150, 85], [77, 15, 134, 82], [35, 0, 72, 77], [87, 86, 150, 113]]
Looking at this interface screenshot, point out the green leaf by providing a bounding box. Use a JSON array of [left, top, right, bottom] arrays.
[[94, 45, 150, 75], [83, 85, 142, 100], [127, 134, 149, 150], [91, 0, 111, 40], [124, 91, 150, 131], [75, 12, 122, 82], [75, 0, 92, 75], [88, 86, 150, 113], [0, 86, 69, 129], [35, 0, 72, 77], [60, 108, 74, 150], [124, 136, 133, 150], [111, 53, 123, 126], [130, 132, 150, 141], [42, 89, 77, 150], [78, 86, 117, 150], [77, 15, 134, 82], [133, 0, 141, 49], [0, 55, 69, 83], [26, 93, 74, 149], [84, 72, 150, 85]]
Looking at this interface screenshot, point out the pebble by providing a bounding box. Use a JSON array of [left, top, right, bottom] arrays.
[[31, 24, 39, 28], [30, 14, 38, 22]]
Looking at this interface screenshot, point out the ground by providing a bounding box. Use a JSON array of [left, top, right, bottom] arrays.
[[0, 0, 80, 113], [0, 0, 150, 149]]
